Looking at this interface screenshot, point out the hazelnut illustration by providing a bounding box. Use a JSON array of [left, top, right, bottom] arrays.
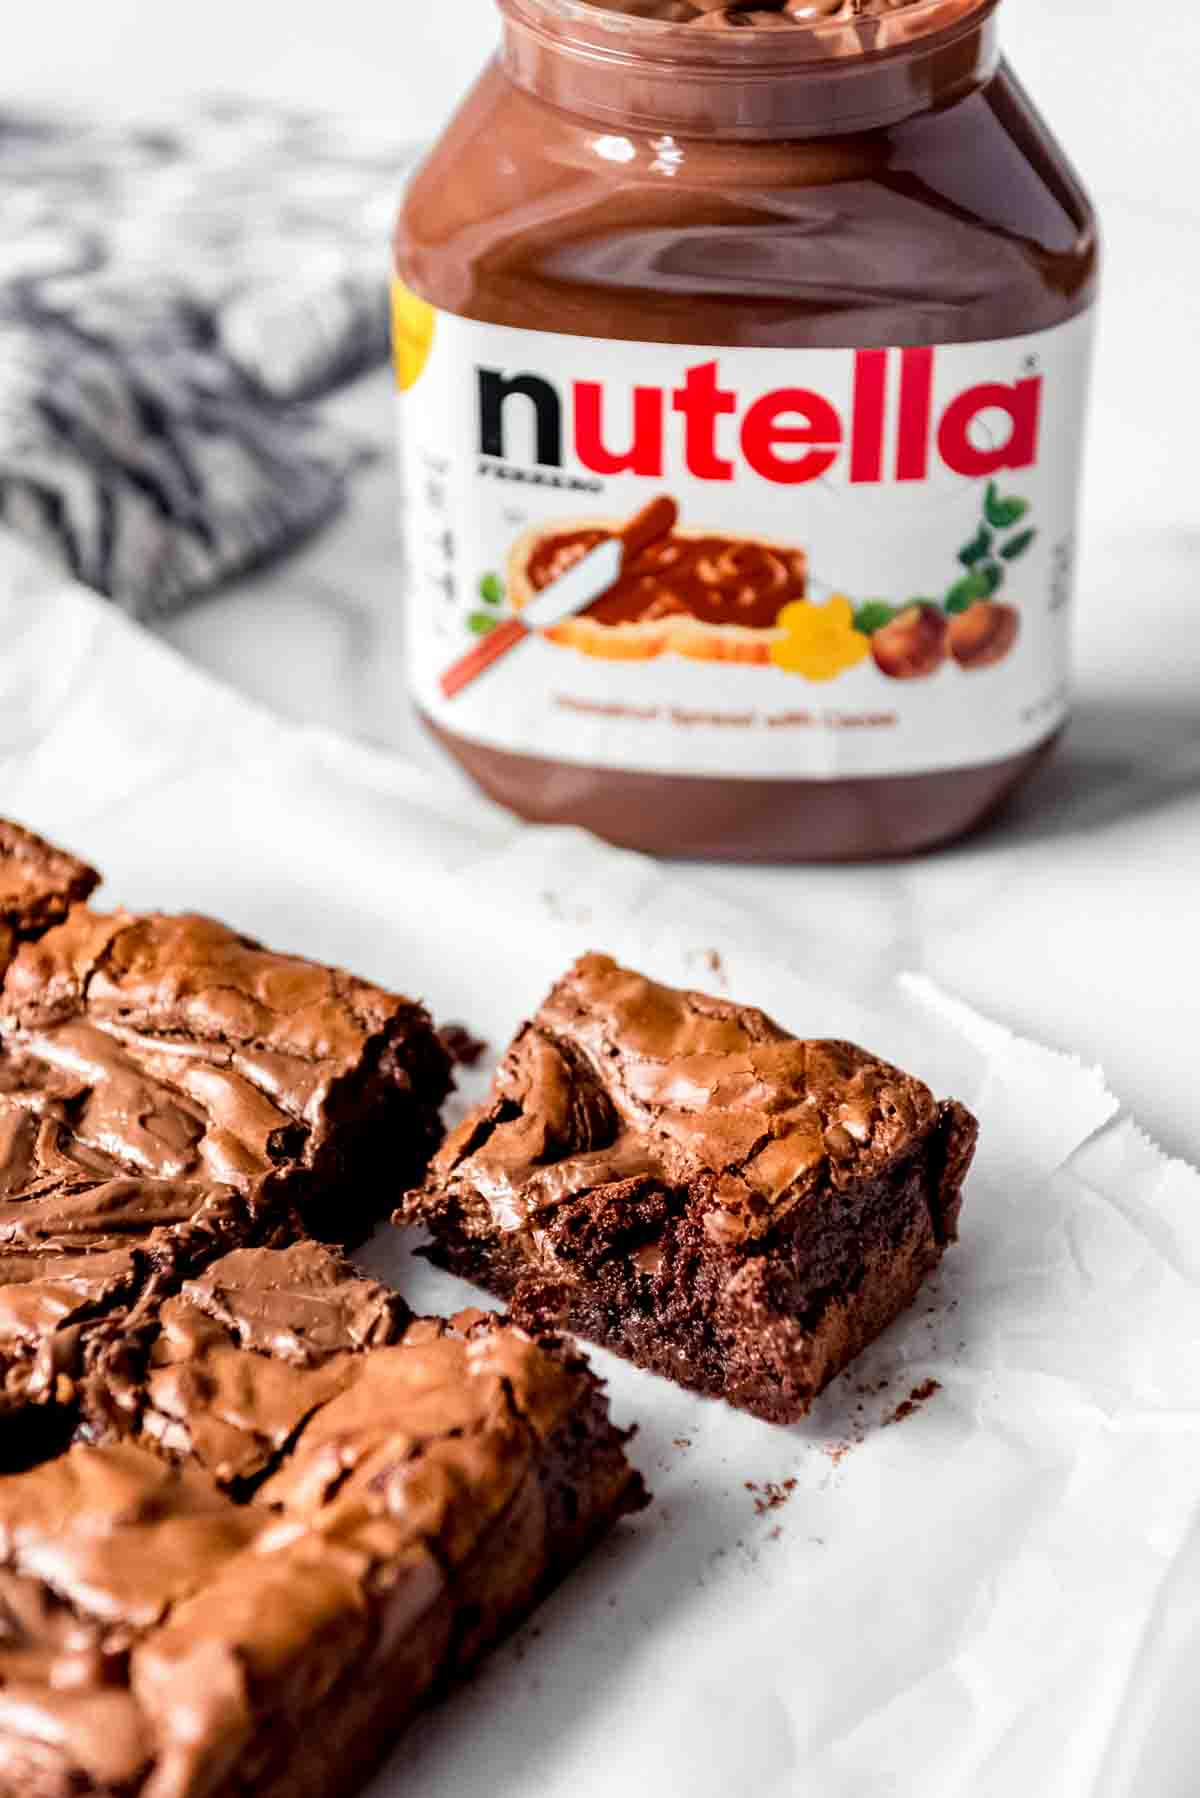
[[948, 601, 1021, 670], [871, 604, 948, 681]]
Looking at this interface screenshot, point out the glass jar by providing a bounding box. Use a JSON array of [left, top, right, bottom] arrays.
[[395, 0, 1098, 861]]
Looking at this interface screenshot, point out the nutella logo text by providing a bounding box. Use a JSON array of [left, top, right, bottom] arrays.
[[477, 350, 1043, 487]]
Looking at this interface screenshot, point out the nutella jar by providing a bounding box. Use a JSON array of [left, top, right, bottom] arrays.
[[395, 0, 1098, 860]]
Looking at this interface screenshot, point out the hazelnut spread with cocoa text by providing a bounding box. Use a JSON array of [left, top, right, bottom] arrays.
[[395, 0, 1098, 860]]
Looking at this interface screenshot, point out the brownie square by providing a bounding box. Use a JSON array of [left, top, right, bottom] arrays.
[[0, 819, 98, 973], [0, 994, 275, 1439], [0, 905, 453, 1246], [89, 1237, 412, 1485], [0, 1244, 644, 1798], [401, 954, 979, 1424], [0, 831, 452, 1441]]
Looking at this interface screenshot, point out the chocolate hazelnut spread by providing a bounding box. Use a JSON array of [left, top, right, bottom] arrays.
[[528, 523, 809, 630], [395, 0, 1098, 860], [596, 0, 959, 33]]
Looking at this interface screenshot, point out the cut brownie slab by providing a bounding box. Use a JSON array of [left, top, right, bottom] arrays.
[[0, 819, 98, 973], [0, 823, 646, 1797], [400, 954, 979, 1425], [0, 906, 453, 1246], [0, 1245, 643, 1798]]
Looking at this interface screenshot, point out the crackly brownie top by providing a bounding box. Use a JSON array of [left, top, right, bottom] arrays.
[[425, 953, 941, 1245], [0, 1004, 267, 1385], [0, 1291, 620, 1795], [0, 1020, 264, 1377], [0, 1442, 287, 1793], [109, 1240, 412, 1485], [0, 908, 436, 1196], [178, 1238, 407, 1364], [4, 907, 409, 1066], [95, 1239, 591, 1506], [255, 1324, 582, 1567], [0, 904, 442, 1397], [0, 821, 99, 972], [0, 1173, 246, 1356]]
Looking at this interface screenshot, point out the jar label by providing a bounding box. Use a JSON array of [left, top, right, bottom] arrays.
[[396, 290, 1094, 781]]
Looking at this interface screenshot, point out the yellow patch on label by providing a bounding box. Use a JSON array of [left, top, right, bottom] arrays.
[[770, 596, 870, 683], [392, 283, 436, 392]]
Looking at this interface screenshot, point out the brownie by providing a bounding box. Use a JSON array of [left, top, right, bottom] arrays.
[[0, 905, 453, 1246], [0, 820, 452, 1437], [400, 954, 979, 1424], [0, 1184, 269, 1460], [0, 820, 98, 973], [0, 1242, 644, 1798], [0, 828, 646, 1796], [0, 1005, 274, 1438], [88, 1237, 412, 1484]]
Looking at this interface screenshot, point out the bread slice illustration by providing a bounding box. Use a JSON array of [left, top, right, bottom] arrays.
[[507, 515, 809, 664]]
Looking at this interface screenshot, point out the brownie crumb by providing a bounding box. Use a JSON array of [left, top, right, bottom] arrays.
[[885, 1378, 942, 1427], [746, 1477, 797, 1516], [437, 1023, 489, 1069], [697, 948, 727, 988]]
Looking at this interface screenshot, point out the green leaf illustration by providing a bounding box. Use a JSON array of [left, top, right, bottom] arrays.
[[981, 561, 1006, 594], [853, 601, 898, 635], [1000, 529, 1037, 562], [984, 484, 1030, 530], [945, 570, 992, 614], [467, 611, 499, 636], [479, 573, 504, 605], [958, 525, 993, 567]]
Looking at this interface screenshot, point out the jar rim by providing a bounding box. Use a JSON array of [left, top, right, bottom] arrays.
[[499, 0, 998, 69]]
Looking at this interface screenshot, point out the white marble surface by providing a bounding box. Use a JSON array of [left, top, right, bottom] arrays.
[[15, 0, 1200, 1164]]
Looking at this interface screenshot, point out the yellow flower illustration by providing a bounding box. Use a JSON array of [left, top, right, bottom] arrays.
[[770, 596, 871, 683], [392, 281, 436, 392]]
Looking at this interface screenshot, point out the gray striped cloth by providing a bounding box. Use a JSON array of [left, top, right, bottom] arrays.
[[0, 102, 415, 617]]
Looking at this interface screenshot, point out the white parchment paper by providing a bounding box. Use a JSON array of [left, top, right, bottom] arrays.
[[2, 537, 1197, 1798]]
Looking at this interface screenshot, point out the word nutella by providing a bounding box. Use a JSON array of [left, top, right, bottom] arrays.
[[395, 0, 1098, 860], [479, 352, 1041, 487]]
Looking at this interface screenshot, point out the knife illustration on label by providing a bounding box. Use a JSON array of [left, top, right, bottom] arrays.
[[439, 496, 679, 700]]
